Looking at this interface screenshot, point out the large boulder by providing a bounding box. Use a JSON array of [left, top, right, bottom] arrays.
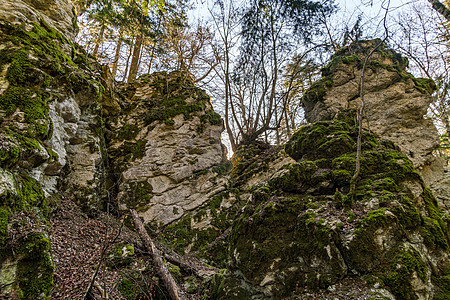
[[107, 71, 228, 226], [302, 40, 439, 171]]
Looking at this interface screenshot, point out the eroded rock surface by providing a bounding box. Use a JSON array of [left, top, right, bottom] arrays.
[[165, 117, 450, 299], [301, 39, 450, 212], [0, 0, 111, 296], [0, 0, 77, 41], [107, 72, 228, 225], [302, 40, 439, 171]]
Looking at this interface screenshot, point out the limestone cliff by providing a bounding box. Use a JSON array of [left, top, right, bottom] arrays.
[[0, 0, 111, 297], [0, 1, 449, 299], [301, 39, 450, 211], [107, 72, 227, 226]]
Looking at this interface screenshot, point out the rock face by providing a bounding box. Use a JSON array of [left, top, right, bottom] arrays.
[[0, 0, 77, 41], [107, 72, 227, 225], [302, 40, 439, 172], [0, 0, 111, 297], [166, 117, 450, 299]]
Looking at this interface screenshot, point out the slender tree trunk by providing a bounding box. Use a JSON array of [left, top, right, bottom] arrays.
[[112, 30, 124, 79], [123, 38, 135, 82], [93, 26, 105, 58], [284, 102, 291, 138], [428, 0, 450, 21], [224, 44, 237, 151], [127, 33, 143, 83], [130, 209, 184, 300], [147, 43, 156, 74]]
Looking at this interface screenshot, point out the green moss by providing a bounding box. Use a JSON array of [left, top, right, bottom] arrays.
[[0, 87, 49, 123], [201, 111, 222, 125], [130, 140, 147, 160], [17, 232, 54, 299], [144, 100, 204, 125], [212, 161, 233, 175], [332, 169, 352, 186], [302, 82, 327, 103], [412, 77, 436, 94], [382, 249, 427, 300], [124, 180, 153, 209], [285, 120, 356, 161], [165, 119, 175, 126], [138, 74, 210, 125], [334, 191, 343, 208], [107, 243, 135, 267], [209, 195, 223, 218], [18, 174, 45, 210], [433, 270, 450, 300], [342, 193, 354, 208], [118, 277, 137, 300], [0, 141, 20, 169], [163, 217, 192, 254], [5, 49, 31, 85], [167, 262, 182, 280], [270, 161, 318, 193], [421, 217, 448, 250], [0, 206, 11, 247], [117, 124, 139, 141]]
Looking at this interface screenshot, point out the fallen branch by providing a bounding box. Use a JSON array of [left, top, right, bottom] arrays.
[[130, 209, 185, 300], [164, 252, 218, 279], [94, 281, 108, 299]]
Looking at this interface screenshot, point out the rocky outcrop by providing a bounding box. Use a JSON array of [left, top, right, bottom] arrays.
[[166, 116, 450, 299], [302, 40, 439, 171], [301, 39, 450, 212], [0, 0, 77, 41], [107, 72, 228, 225], [0, 0, 112, 296]]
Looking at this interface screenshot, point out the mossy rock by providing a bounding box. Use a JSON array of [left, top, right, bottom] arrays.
[[107, 243, 135, 267], [16, 232, 54, 299], [285, 120, 356, 161], [193, 117, 450, 298], [226, 196, 346, 296]]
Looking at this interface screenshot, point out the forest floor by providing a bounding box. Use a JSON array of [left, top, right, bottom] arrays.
[[48, 194, 155, 299]]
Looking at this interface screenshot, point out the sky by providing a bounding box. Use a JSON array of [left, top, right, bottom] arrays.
[[189, 0, 415, 30]]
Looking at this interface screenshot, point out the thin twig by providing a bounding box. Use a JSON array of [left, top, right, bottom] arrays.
[[350, 0, 391, 195]]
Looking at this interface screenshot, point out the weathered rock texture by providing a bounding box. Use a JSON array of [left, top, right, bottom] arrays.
[[166, 117, 450, 299], [0, 0, 112, 297], [302, 40, 439, 172], [107, 72, 227, 225], [0, 0, 77, 41]]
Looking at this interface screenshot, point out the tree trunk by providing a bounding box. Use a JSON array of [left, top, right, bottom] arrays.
[[127, 33, 144, 83], [130, 209, 184, 300], [428, 0, 450, 21], [123, 38, 135, 82], [93, 26, 105, 58], [112, 30, 124, 79]]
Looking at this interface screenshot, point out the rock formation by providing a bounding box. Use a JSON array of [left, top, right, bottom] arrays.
[[303, 40, 438, 170], [166, 117, 450, 299], [0, 0, 111, 297], [107, 72, 228, 225], [302, 39, 450, 210], [0, 1, 449, 299]]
